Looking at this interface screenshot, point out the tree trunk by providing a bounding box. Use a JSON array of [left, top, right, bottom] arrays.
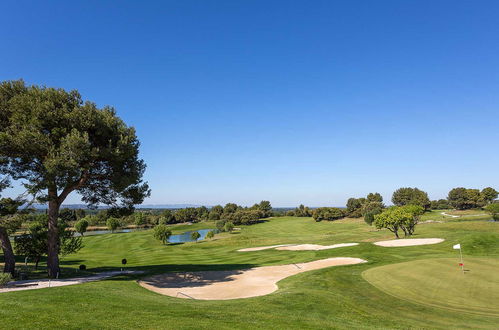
[[47, 199, 61, 278], [0, 226, 16, 275]]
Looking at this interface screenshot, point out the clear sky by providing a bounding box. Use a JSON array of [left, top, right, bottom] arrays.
[[1, 1, 498, 207]]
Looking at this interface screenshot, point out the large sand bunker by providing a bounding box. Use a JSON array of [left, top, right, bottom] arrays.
[[275, 243, 359, 251], [374, 238, 444, 247], [138, 257, 367, 300], [237, 244, 295, 252], [238, 243, 358, 252]]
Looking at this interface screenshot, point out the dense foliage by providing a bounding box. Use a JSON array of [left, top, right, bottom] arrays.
[[153, 225, 172, 244], [392, 187, 430, 210], [312, 207, 345, 222], [448, 187, 497, 209], [0, 80, 150, 277], [485, 203, 499, 221], [15, 214, 83, 269], [374, 205, 424, 238]]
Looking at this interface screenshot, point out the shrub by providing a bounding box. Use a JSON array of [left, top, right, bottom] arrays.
[[153, 225, 172, 244], [224, 222, 234, 232], [0, 273, 12, 287], [191, 231, 201, 241], [485, 203, 499, 221], [79, 264, 87, 271], [84, 215, 99, 226], [312, 207, 345, 222], [206, 230, 215, 239], [364, 212, 376, 225], [134, 212, 147, 226], [215, 220, 226, 232], [106, 217, 121, 233]]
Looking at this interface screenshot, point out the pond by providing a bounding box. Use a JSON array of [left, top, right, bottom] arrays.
[[74, 228, 147, 237], [168, 229, 218, 243]]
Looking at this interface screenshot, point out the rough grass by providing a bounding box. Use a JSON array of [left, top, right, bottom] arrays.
[[0, 216, 498, 329]]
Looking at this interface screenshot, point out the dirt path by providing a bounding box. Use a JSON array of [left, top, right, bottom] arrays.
[[0, 270, 142, 293], [138, 257, 367, 300]]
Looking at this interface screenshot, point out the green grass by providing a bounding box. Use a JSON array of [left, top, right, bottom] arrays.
[[362, 257, 499, 317], [1, 216, 498, 329]]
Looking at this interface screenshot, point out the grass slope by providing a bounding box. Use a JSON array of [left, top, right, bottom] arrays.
[[0, 216, 498, 329]]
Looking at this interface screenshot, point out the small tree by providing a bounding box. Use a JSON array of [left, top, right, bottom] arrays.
[[74, 219, 89, 236], [15, 215, 83, 269], [106, 217, 120, 233], [374, 207, 414, 238], [134, 212, 147, 226], [224, 222, 234, 232], [153, 225, 172, 244], [191, 231, 201, 241], [481, 187, 498, 205], [364, 212, 376, 226], [206, 230, 215, 239], [485, 203, 499, 221]]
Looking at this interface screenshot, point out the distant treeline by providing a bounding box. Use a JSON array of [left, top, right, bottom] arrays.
[[288, 186, 498, 223]]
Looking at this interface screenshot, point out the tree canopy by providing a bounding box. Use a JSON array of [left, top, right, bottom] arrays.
[[392, 187, 430, 210], [0, 80, 150, 276]]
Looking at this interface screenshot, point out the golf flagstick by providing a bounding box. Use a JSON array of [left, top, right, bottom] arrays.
[[453, 244, 464, 274]]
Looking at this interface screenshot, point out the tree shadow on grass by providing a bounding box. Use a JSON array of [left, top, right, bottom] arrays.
[[80, 263, 257, 285]]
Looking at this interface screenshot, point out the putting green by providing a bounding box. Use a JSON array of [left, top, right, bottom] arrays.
[[362, 257, 499, 317]]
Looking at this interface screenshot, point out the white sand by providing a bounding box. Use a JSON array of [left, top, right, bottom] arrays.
[[237, 244, 296, 252], [0, 270, 142, 293], [275, 243, 359, 251], [441, 212, 459, 218], [238, 243, 359, 252], [374, 238, 444, 247], [139, 257, 367, 300]]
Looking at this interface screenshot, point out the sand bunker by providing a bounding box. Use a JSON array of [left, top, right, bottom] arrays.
[[139, 257, 367, 300], [238, 243, 358, 252], [237, 244, 296, 252], [275, 243, 359, 251], [374, 238, 444, 247]]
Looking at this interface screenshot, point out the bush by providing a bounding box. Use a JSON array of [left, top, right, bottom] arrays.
[[106, 217, 121, 233], [191, 231, 201, 241], [312, 207, 345, 222], [485, 203, 499, 221], [79, 264, 87, 271], [134, 212, 146, 226], [215, 220, 226, 232], [0, 273, 12, 287], [224, 221, 234, 232], [84, 215, 99, 226], [206, 230, 215, 239], [153, 225, 172, 244], [364, 212, 376, 225]]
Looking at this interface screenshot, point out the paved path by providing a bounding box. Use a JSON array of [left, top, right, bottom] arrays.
[[0, 270, 143, 293]]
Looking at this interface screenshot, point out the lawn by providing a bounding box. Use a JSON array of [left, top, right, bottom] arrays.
[[0, 216, 498, 329]]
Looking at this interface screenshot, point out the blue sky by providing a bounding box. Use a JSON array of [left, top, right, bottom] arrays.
[[1, 1, 498, 207]]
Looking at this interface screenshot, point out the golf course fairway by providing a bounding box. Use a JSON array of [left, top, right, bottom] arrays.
[[362, 257, 499, 317]]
